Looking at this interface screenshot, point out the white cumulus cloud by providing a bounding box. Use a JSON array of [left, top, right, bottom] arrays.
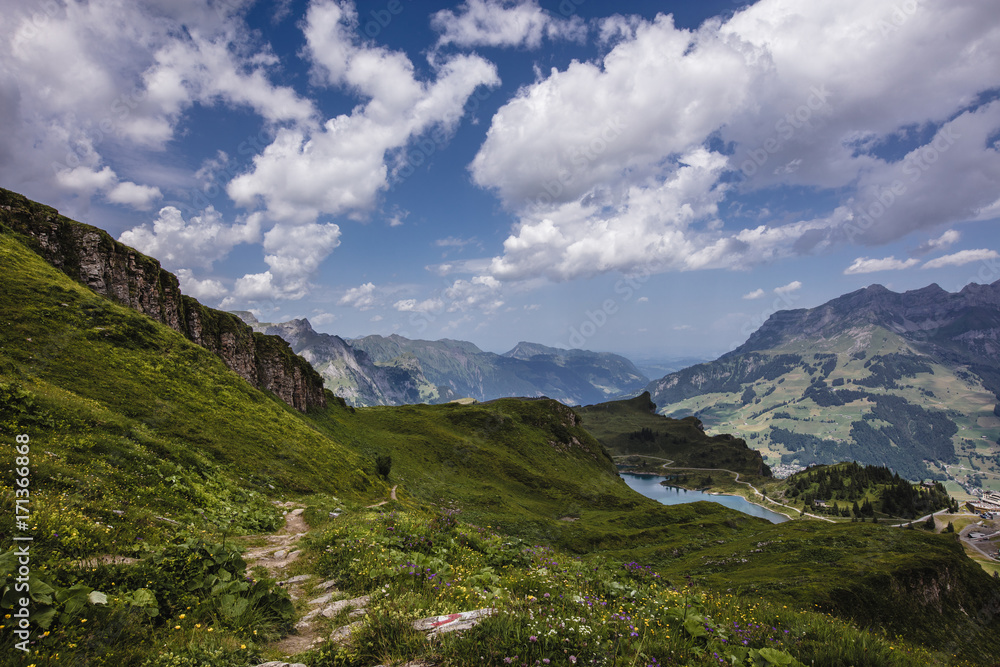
[[431, 0, 586, 49], [175, 268, 228, 302], [227, 0, 500, 224], [922, 249, 999, 269], [774, 280, 802, 294], [465, 0, 1000, 292], [119, 206, 261, 269], [912, 229, 961, 256], [339, 282, 379, 310], [844, 256, 920, 274]]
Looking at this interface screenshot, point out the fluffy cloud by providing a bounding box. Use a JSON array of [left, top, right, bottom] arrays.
[[774, 281, 802, 294], [53, 165, 162, 210], [0, 0, 314, 209], [141, 29, 315, 135], [844, 256, 920, 274], [175, 269, 227, 301], [222, 1, 502, 305], [922, 249, 999, 269], [431, 0, 586, 49], [227, 0, 500, 224], [742, 288, 766, 300], [107, 181, 163, 209], [394, 298, 445, 313], [466, 0, 1000, 292], [443, 276, 503, 313], [119, 206, 261, 269], [912, 229, 960, 256], [338, 282, 379, 310]]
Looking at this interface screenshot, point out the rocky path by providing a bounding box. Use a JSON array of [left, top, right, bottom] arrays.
[[245, 494, 491, 667]]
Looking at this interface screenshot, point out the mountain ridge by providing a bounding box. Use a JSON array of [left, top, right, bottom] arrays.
[[0, 187, 325, 411], [647, 281, 1000, 484]]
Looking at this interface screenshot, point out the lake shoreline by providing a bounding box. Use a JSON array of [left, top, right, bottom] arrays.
[[620, 471, 790, 524]]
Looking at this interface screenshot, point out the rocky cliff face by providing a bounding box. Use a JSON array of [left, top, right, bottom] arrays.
[[0, 187, 325, 412]]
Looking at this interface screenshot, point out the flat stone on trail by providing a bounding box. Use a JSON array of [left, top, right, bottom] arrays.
[[253, 662, 307, 667], [308, 591, 335, 606], [316, 579, 339, 591], [413, 608, 494, 637], [321, 594, 370, 618], [330, 620, 364, 644], [279, 574, 313, 586]]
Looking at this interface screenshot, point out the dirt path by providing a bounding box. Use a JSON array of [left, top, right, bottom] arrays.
[[242, 492, 492, 665], [243, 501, 309, 577], [366, 484, 398, 508], [241, 501, 333, 658]]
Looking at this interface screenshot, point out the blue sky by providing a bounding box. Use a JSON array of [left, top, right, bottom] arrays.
[[2, 0, 999, 360]]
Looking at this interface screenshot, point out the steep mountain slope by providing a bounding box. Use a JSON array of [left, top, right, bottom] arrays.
[[235, 314, 456, 406], [646, 283, 1000, 486], [0, 187, 325, 412]]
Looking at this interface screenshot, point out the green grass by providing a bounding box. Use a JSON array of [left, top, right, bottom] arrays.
[[296, 505, 975, 667], [578, 392, 771, 477]]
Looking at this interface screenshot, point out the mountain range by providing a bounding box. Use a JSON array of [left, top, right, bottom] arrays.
[[237, 313, 650, 407], [645, 282, 1000, 486]]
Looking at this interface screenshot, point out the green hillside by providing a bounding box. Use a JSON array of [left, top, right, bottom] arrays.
[[578, 392, 772, 477], [2, 205, 1000, 665], [759, 462, 958, 520], [648, 328, 1000, 490]]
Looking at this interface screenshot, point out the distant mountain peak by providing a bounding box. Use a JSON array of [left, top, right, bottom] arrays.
[[731, 280, 1000, 356], [503, 341, 565, 360]]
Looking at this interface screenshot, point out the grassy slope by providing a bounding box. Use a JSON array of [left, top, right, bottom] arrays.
[[0, 223, 748, 558], [659, 521, 1000, 663], [308, 397, 762, 557], [578, 392, 771, 476], [0, 228, 380, 545]]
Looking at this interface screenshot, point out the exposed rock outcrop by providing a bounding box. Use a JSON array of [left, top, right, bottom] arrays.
[[0, 187, 325, 412]]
